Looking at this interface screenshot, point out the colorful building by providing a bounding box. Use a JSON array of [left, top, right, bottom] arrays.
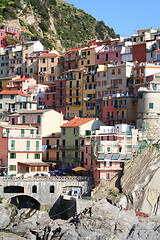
[[61, 117, 105, 169], [0, 26, 20, 47], [42, 132, 62, 169], [0, 123, 49, 175], [38, 50, 64, 84]]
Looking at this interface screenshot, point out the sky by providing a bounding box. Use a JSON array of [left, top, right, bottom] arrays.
[[64, 0, 160, 38]]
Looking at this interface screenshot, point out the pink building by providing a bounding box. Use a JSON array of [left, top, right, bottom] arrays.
[[82, 124, 140, 185], [0, 26, 20, 47], [95, 42, 122, 65], [7, 76, 36, 93], [0, 123, 49, 175]]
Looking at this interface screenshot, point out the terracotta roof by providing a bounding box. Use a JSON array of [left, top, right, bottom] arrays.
[[61, 117, 96, 128], [39, 53, 59, 58], [65, 48, 81, 53], [9, 77, 30, 82], [0, 90, 30, 96]]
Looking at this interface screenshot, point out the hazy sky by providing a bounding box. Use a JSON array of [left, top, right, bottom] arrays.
[[64, 0, 160, 37]]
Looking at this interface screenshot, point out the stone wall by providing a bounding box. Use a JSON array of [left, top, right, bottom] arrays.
[[0, 176, 90, 210]]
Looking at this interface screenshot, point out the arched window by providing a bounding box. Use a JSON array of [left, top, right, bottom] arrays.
[[50, 185, 54, 193], [32, 185, 37, 193]]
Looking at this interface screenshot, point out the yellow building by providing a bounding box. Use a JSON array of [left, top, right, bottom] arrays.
[[38, 50, 64, 84], [78, 46, 98, 117], [42, 132, 62, 169], [65, 69, 84, 119], [61, 117, 105, 169]]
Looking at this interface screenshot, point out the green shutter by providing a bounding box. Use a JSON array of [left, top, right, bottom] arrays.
[[15, 153, 16, 158], [26, 141, 30, 150], [36, 141, 39, 150], [21, 129, 25, 133], [14, 165, 16, 171], [22, 116, 25, 124], [30, 129, 34, 134], [9, 165, 12, 170], [38, 154, 40, 159], [37, 115, 41, 123], [34, 154, 36, 159], [27, 153, 29, 159]]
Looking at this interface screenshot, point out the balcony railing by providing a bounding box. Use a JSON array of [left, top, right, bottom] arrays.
[[56, 94, 64, 98], [66, 93, 81, 97], [114, 104, 126, 109], [108, 84, 118, 88], [47, 145, 61, 150], [9, 148, 43, 152], [66, 84, 81, 89], [3, 132, 41, 138], [65, 57, 79, 62], [61, 145, 80, 150]]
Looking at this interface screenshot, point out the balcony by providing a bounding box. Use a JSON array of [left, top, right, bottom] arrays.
[[56, 94, 64, 98], [66, 84, 81, 89], [66, 93, 81, 97], [62, 156, 81, 162], [73, 101, 81, 105], [9, 148, 43, 152], [56, 86, 64, 90], [3, 132, 41, 138], [65, 57, 79, 62], [83, 70, 96, 75], [56, 104, 64, 107], [108, 84, 118, 89], [9, 64, 15, 68], [61, 145, 80, 150], [114, 104, 126, 109], [47, 145, 61, 150]]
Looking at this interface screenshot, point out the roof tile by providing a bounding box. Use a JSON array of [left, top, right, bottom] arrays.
[[61, 117, 96, 128]]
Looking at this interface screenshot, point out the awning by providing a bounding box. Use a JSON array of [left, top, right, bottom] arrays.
[[18, 162, 49, 166], [72, 166, 87, 172]]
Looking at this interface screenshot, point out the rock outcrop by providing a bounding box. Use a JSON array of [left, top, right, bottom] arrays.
[[120, 141, 160, 215]]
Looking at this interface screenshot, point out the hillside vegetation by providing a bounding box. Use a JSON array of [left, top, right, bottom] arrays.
[[0, 0, 119, 50]]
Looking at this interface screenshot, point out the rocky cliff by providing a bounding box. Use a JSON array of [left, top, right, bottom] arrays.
[[119, 140, 160, 215]]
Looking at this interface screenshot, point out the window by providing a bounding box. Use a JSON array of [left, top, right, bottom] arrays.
[[62, 128, 65, 135], [85, 158, 88, 165], [87, 60, 90, 64], [9, 165, 16, 171], [11, 94, 14, 99], [46, 151, 49, 160], [106, 53, 108, 61], [112, 69, 115, 75], [34, 154, 40, 159], [103, 72, 106, 77], [86, 147, 88, 153], [79, 72, 81, 79], [10, 153, 16, 159], [21, 129, 25, 137], [110, 162, 112, 167], [75, 152, 78, 158], [51, 58, 54, 63], [26, 141, 30, 150], [11, 140, 15, 150], [30, 68, 33, 73], [25, 45, 28, 50], [0, 103, 2, 109], [107, 147, 110, 152], [62, 139, 65, 146], [0, 95, 3, 99], [37, 115, 41, 123], [51, 67, 54, 73], [56, 152, 59, 160], [50, 186, 54, 193], [115, 52, 119, 58], [32, 185, 37, 193], [22, 116, 25, 124], [81, 60, 84, 65], [87, 51, 90, 55], [36, 141, 39, 151], [118, 69, 121, 74], [97, 54, 99, 60], [31, 59, 33, 63], [43, 58, 45, 63], [149, 103, 153, 109]]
